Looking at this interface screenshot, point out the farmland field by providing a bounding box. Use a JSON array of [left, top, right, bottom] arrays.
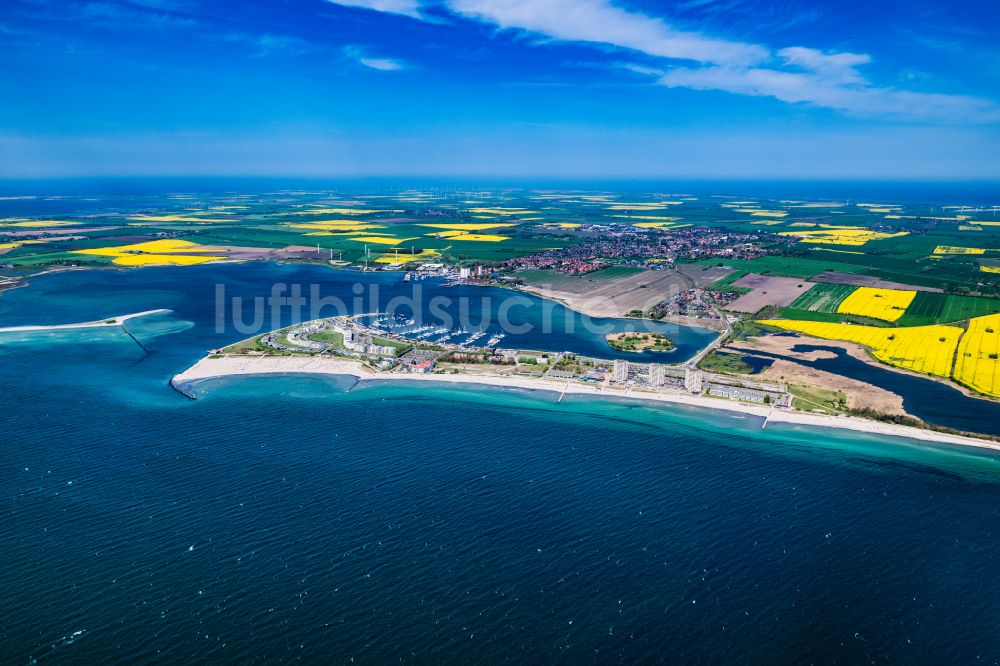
[[896, 292, 1000, 326], [725, 274, 816, 313], [760, 318, 962, 379], [772, 307, 856, 323], [691, 256, 865, 279], [788, 283, 856, 313], [940, 295, 1000, 322], [837, 287, 916, 322], [954, 313, 1000, 398], [515, 266, 644, 290]]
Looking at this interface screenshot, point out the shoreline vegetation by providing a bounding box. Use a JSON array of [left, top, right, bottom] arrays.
[[605, 331, 676, 353], [171, 354, 1000, 453]]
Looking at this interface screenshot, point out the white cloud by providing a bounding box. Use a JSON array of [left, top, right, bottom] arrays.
[[345, 45, 408, 71], [778, 46, 870, 84], [445, 0, 768, 67], [324, 0, 999, 123], [326, 0, 422, 19], [655, 63, 1000, 123], [359, 55, 405, 70]]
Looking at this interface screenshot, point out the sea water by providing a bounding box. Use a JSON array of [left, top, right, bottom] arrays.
[[3, 264, 1000, 662]]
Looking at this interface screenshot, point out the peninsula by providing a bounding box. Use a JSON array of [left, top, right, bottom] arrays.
[[170, 312, 1000, 453], [0, 309, 171, 334]]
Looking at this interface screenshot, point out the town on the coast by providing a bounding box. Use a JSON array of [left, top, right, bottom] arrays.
[[202, 311, 790, 407], [6, 189, 1000, 444]]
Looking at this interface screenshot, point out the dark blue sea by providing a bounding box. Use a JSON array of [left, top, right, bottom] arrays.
[[4, 264, 1000, 663]]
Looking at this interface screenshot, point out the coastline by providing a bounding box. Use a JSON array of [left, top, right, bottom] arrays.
[[0, 308, 171, 333], [730, 333, 1000, 406], [171, 354, 1000, 454]]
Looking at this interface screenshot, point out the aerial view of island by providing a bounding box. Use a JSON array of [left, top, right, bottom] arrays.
[[3, 0, 999, 662]]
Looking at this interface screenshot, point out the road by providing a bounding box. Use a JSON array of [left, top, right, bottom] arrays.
[[675, 266, 732, 368]]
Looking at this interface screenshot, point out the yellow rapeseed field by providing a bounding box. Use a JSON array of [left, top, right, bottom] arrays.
[[0, 239, 47, 250], [0, 220, 76, 228], [463, 208, 533, 216], [933, 245, 987, 255], [303, 231, 394, 237], [779, 226, 908, 246], [811, 248, 865, 255], [761, 311, 1000, 399], [732, 208, 788, 217], [374, 249, 441, 264], [73, 239, 226, 265], [611, 215, 682, 221], [836, 287, 916, 321], [612, 201, 683, 206], [428, 231, 510, 243], [111, 254, 222, 266], [349, 236, 417, 245], [288, 222, 386, 232], [606, 204, 668, 211], [954, 314, 1000, 398], [289, 208, 399, 215], [128, 215, 231, 223], [419, 223, 516, 231], [759, 319, 961, 379]]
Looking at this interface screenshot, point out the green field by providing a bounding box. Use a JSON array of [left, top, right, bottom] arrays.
[[897, 292, 1000, 325], [515, 265, 643, 288], [589, 265, 646, 279], [1, 249, 113, 266], [708, 270, 748, 290], [789, 283, 856, 312], [308, 330, 345, 346], [690, 255, 865, 279], [772, 307, 891, 326]]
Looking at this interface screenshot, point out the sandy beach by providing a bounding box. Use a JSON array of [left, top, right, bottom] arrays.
[[0, 309, 171, 334], [171, 354, 1000, 453]]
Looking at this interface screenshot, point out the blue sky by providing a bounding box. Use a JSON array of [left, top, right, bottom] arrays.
[[1, 0, 998, 178]]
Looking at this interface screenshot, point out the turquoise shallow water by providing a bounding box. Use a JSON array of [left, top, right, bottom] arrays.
[[4, 264, 1000, 663]]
